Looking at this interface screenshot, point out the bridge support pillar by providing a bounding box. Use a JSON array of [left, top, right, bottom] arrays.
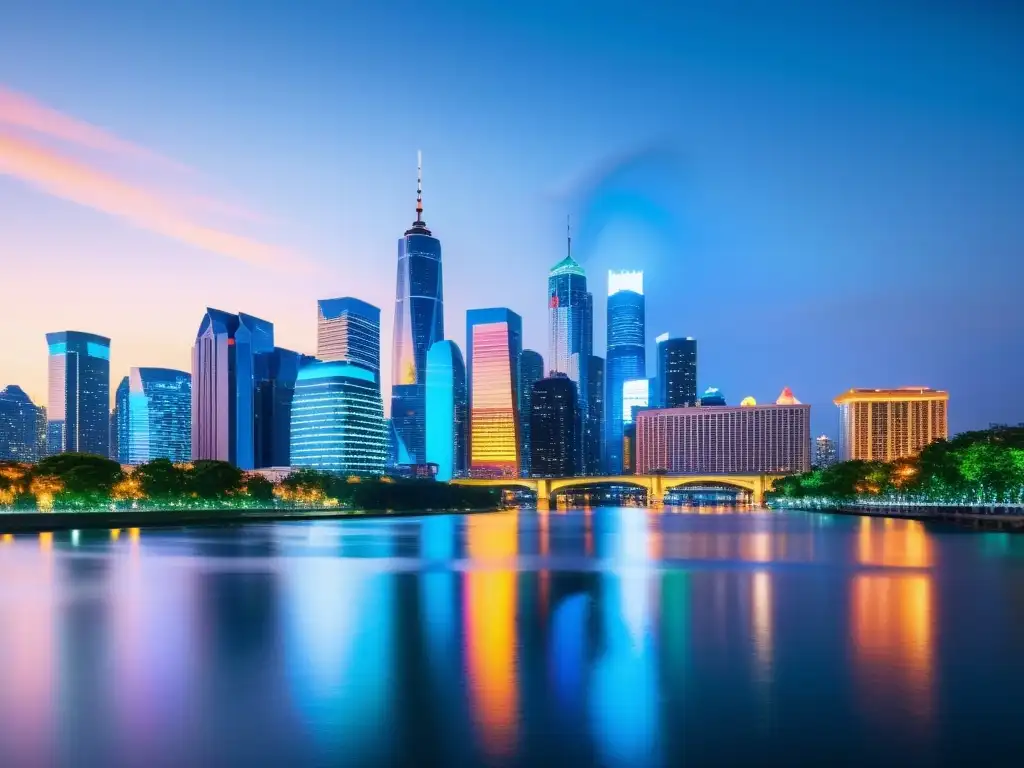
[[535, 478, 550, 511], [752, 476, 765, 506], [649, 475, 664, 507]]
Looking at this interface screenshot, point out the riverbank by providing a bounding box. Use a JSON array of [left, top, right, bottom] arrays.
[[774, 500, 1024, 531], [0, 505, 504, 534]]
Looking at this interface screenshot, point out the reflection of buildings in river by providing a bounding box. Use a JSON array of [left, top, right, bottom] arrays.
[[751, 570, 773, 682], [853, 518, 935, 725], [464, 512, 519, 759], [0, 535, 56, 765]]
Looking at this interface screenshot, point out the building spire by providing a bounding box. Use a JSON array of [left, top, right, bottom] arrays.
[[567, 213, 572, 260], [415, 149, 424, 224]]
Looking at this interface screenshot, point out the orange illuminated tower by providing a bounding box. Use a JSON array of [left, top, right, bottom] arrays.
[[466, 308, 522, 478], [833, 387, 948, 461]]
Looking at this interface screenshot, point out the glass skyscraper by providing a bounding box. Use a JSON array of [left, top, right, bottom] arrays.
[[517, 349, 545, 477], [425, 340, 468, 481], [45, 331, 110, 456], [0, 385, 45, 462], [467, 308, 522, 478], [530, 374, 579, 477], [391, 153, 444, 466], [317, 297, 381, 379], [547, 242, 590, 391], [605, 271, 645, 473], [290, 361, 387, 475], [584, 355, 605, 475], [656, 335, 698, 408], [112, 376, 130, 463], [121, 368, 192, 464]]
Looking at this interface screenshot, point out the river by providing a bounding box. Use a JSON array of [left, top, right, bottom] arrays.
[[1, 506, 1023, 766]]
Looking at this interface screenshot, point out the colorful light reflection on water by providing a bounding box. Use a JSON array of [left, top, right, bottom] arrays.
[[2, 507, 1024, 765]]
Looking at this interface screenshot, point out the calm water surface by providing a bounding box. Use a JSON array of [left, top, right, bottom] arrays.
[[2, 507, 1024, 767]]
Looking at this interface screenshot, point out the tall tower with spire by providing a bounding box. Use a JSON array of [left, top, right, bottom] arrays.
[[390, 151, 444, 466]]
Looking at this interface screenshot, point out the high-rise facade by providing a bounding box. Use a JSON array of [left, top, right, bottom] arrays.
[[254, 348, 311, 468], [834, 388, 948, 462], [467, 308, 522, 478], [517, 349, 545, 476], [656, 335, 697, 408], [606, 271, 645, 472], [530, 374, 579, 477], [45, 331, 110, 456], [391, 152, 444, 466], [112, 376, 130, 463], [290, 361, 387, 474], [124, 368, 192, 464], [317, 297, 381, 379], [636, 400, 812, 475], [584, 355, 604, 475], [815, 434, 837, 468], [425, 340, 468, 481], [0, 385, 45, 462]]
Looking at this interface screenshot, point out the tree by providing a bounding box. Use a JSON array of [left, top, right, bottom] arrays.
[[245, 474, 275, 502], [188, 461, 243, 499], [135, 458, 189, 499], [33, 453, 123, 501]]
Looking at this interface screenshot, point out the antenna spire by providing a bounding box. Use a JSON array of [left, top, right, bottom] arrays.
[[415, 150, 423, 223], [566, 213, 572, 259]]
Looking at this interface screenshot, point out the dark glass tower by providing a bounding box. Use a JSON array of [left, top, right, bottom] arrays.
[[45, 331, 111, 456], [0, 385, 45, 462], [605, 271, 645, 474], [112, 375, 130, 463], [530, 374, 579, 477], [657, 336, 698, 408], [124, 368, 192, 464], [391, 152, 444, 466], [584, 355, 605, 475], [517, 349, 544, 476]]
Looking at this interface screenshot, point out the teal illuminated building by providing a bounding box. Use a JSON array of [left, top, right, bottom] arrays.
[[119, 368, 192, 464], [45, 331, 111, 456], [425, 340, 468, 481], [290, 361, 387, 474]]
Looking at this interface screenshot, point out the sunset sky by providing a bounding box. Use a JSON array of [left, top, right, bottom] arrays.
[[1, 0, 1021, 437]]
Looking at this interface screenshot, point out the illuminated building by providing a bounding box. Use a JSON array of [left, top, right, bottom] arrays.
[[740, 396, 757, 407], [584, 355, 604, 475], [192, 308, 304, 469], [655, 335, 697, 409], [0, 385, 45, 461], [834, 387, 948, 462], [517, 349, 545, 476], [317, 297, 381, 380], [622, 378, 650, 424], [111, 376, 130, 462], [776, 386, 801, 405], [123, 368, 192, 464], [606, 270, 645, 473], [45, 330, 111, 456], [700, 386, 726, 406], [289, 360, 387, 474], [425, 340, 468, 481], [636, 395, 811, 474], [815, 434, 837, 468], [467, 308, 522, 478], [530, 374, 579, 477], [391, 152, 444, 466]]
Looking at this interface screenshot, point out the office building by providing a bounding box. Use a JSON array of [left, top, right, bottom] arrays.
[[467, 308, 522, 478], [45, 331, 111, 456], [700, 387, 727, 406], [815, 434, 837, 468], [425, 340, 468, 481], [606, 271, 645, 472], [517, 349, 545, 476], [622, 378, 650, 424], [391, 152, 444, 465], [584, 355, 604, 475], [254, 348, 311, 468], [122, 368, 192, 464], [834, 387, 949, 462], [290, 360, 387, 474], [0, 385, 45, 462], [112, 376, 130, 463], [530, 374, 579, 477], [636, 397, 812, 474], [317, 297, 381, 379], [656, 335, 697, 408]]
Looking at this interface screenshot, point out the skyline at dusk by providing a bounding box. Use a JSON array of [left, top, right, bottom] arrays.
[[2, 0, 1022, 439]]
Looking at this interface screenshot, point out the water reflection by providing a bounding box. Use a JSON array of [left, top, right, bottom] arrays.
[[0, 509, 1021, 765]]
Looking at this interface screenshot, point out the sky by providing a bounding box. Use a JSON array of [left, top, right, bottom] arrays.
[[1, 0, 1021, 439]]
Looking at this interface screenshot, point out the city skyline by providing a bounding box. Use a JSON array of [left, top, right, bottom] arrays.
[[2, 1, 1022, 441]]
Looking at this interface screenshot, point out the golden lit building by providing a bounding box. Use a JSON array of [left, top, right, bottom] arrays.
[[834, 388, 948, 462]]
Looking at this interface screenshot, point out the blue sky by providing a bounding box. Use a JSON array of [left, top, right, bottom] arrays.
[[1, 0, 1021, 437]]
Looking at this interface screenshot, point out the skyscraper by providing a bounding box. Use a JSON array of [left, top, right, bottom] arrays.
[[815, 434, 837, 468], [584, 355, 605, 475], [391, 152, 444, 466], [0, 385, 45, 462], [112, 375, 130, 463], [547, 221, 591, 391], [45, 331, 110, 456], [467, 308, 522, 478], [530, 374, 579, 477], [317, 297, 381, 379], [425, 340, 468, 481], [517, 349, 545, 476], [290, 361, 387, 475], [834, 387, 949, 462], [606, 270, 645, 473], [656, 335, 698, 408], [254, 348, 311, 468], [123, 368, 192, 464]]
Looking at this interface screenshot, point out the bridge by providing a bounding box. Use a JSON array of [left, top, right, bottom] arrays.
[[452, 474, 785, 509]]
